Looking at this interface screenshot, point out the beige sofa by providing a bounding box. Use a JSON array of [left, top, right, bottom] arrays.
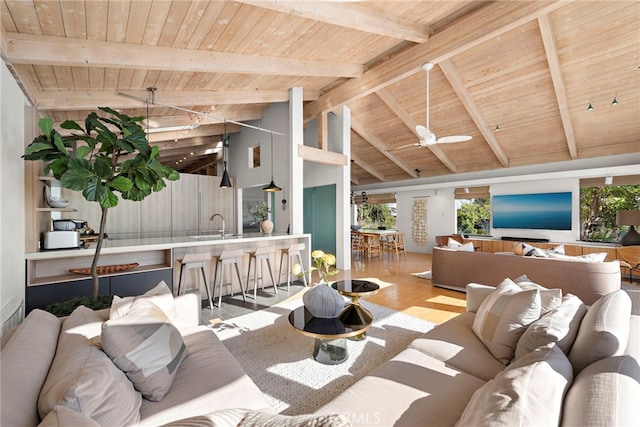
[[431, 247, 622, 304], [316, 281, 640, 426], [0, 292, 272, 427]]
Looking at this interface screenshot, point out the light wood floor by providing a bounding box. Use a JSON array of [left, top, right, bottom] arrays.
[[332, 251, 467, 325]]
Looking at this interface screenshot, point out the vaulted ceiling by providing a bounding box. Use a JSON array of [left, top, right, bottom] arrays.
[[2, 1, 638, 184]]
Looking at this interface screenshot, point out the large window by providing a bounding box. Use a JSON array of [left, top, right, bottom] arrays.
[[354, 192, 396, 229], [455, 186, 490, 236], [580, 182, 640, 242]]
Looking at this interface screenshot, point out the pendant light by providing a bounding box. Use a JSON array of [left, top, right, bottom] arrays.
[[263, 132, 282, 192], [220, 120, 232, 188]]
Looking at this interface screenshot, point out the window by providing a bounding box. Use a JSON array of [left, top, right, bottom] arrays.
[[580, 181, 640, 242], [248, 145, 261, 168], [456, 186, 490, 236], [354, 193, 396, 229]]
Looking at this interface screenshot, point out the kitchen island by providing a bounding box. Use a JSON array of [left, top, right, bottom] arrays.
[[25, 233, 310, 312]]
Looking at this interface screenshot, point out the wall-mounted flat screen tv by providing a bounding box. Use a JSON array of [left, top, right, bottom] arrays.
[[492, 192, 572, 230]]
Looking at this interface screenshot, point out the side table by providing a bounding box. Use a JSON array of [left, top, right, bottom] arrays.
[[332, 279, 380, 339]]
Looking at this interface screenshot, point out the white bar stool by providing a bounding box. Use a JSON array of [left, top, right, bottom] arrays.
[[212, 249, 246, 307], [246, 246, 277, 299], [176, 252, 214, 309], [278, 243, 308, 291]]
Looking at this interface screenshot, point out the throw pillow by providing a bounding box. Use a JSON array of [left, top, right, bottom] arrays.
[[512, 275, 563, 315], [102, 298, 188, 401], [547, 251, 608, 262], [110, 280, 178, 324], [513, 242, 548, 257], [472, 279, 542, 364], [159, 408, 249, 427], [39, 405, 100, 427], [458, 242, 474, 252], [568, 289, 632, 374], [465, 283, 497, 313], [514, 293, 588, 360], [447, 237, 462, 249], [38, 306, 142, 426], [457, 344, 573, 427]]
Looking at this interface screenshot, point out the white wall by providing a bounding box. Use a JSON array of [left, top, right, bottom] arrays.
[[1, 59, 28, 322]]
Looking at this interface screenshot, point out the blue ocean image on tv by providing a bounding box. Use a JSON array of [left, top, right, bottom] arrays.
[[492, 192, 572, 230]]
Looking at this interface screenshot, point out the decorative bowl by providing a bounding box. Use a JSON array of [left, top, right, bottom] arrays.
[[351, 225, 362, 231]]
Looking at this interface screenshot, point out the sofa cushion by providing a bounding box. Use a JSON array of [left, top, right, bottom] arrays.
[[561, 355, 640, 427], [447, 237, 463, 248], [0, 309, 61, 427], [568, 290, 632, 374], [515, 293, 588, 360], [409, 312, 505, 381], [316, 348, 486, 427], [472, 280, 542, 364], [38, 306, 142, 426], [137, 326, 270, 426], [158, 410, 351, 427], [110, 280, 178, 324], [513, 275, 563, 314], [466, 283, 496, 313], [102, 298, 188, 401], [38, 405, 100, 427], [457, 344, 573, 427]]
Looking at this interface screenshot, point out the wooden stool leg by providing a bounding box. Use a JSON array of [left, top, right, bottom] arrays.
[[233, 262, 246, 301], [265, 257, 277, 294], [215, 260, 223, 308], [177, 263, 185, 295], [199, 266, 214, 309], [296, 253, 307, 286]]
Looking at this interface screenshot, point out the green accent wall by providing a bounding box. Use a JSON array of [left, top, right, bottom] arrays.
[[303, 184, 336, 253]]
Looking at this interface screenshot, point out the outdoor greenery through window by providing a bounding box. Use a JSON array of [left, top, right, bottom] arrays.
[[357, 203, 397, 229], [457, 198, 490, 236], [580, 185, 640, 242]]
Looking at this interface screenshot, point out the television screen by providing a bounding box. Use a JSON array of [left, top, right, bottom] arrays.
[[492, 192, 572, 230]]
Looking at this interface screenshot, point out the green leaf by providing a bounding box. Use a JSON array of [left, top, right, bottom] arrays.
[[108, 176, 132, 192], [23, 142, 54, 157], [82, 177, 107, 202], [165, 167, 180, 181], [75, 145, 92, 159], [38, 117, 54, 136], [61, 159, 94, 191], [150, 145, 160, 160], [52, 133, 70, 156], [93, 155, 112, 179], [60, 120, 84, 132], [134, 174, 152, 191], [100, 188, 119, 208], [45, 158, 69, 179]]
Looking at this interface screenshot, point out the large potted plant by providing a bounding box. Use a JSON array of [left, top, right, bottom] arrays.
[[23, 107, 179, 302]]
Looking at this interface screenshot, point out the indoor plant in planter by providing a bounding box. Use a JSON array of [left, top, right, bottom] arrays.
[[299, 250, 344, 318], [23, 108, 179, 312], [250, 201, 274, 234]]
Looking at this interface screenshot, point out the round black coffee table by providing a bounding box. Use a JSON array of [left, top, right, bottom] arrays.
[[288, 306, 371, 365], [331, 279, 380, 338]]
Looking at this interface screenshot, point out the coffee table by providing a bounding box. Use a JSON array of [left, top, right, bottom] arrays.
[[288, 306, 371, 365], [331, 279, 380, 339]]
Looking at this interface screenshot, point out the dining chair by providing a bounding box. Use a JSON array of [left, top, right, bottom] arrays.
[[617, 246, 640, 284]]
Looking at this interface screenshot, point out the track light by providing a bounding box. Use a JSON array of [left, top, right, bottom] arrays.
[[611, 96, 619, 106], [415, 168, 421, 177], [587, 103, 594, 111], [604, 176, 613, 185], [495, 125, 500, 132], [464, 186, 470, 194]]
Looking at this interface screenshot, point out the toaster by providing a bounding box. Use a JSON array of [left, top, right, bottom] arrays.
[[43, 231, 81, 250]]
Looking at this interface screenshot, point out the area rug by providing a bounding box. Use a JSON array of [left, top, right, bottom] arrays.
[[411, 270, 432, 279], [210, 299, 436, 415]]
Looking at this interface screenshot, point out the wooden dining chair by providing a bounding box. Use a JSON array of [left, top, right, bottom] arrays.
[[382, 232, 407, 262], [364, 234, 381, 259], [617, 246, 640, 284]]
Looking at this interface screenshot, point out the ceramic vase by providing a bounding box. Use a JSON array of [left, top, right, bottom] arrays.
[[303, 280, 345, 318], [260, 219, 274, 234]]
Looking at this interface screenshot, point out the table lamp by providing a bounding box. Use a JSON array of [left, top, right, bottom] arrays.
[[617, 210, 640, 246]]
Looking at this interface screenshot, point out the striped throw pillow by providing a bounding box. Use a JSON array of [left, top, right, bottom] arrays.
[[101, 299, 187, 401]]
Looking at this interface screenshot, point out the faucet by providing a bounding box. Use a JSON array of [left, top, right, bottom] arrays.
[[209, 213, 225, 236]]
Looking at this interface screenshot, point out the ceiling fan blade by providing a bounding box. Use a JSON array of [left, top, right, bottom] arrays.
[[436, 135, 472, 144], [396, 142, 419, 150]]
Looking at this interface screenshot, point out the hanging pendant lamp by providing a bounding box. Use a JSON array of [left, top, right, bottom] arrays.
[[220, 122, 232, 188], [263, 132, 282, 192]]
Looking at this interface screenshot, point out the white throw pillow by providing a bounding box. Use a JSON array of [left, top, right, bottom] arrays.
[[110, 281, 178, 324], [457, 344, 573, 427], [472, 279, 542, 364], [465, 283, 497, 313], [102, 298, 188, 401], [458, 242, 474, 252], [512, 275, 563, 315], [447, 237, 462, 249], [515, 293, 587, 360], [547, 252, 608, 262]]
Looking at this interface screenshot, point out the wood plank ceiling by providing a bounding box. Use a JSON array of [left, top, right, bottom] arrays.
[[2, 1, 638, 183]]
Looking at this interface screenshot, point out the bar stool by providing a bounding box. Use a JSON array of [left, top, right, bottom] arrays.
[[176, 252, 214, 309], [246, 246, 277, 299], [278, 243, 308, 291], [212, 249, 246, 307]]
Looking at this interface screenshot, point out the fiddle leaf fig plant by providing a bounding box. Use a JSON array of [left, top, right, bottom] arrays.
[[23, 107, 179, 300]]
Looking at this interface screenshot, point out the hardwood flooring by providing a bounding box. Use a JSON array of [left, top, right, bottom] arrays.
[[202, 251, 467, 325]]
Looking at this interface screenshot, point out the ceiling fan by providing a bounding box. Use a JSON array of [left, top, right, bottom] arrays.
[[397, 62, 472, 150]]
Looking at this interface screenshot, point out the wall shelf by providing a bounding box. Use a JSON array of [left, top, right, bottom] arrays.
[[36, 207, 77, 212]]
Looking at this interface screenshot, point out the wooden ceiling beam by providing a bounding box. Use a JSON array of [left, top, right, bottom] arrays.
[[304, 0, 568, 121], [238, 1, 430, 43], [376, 88, 458, 173], [3, 33, 363, 78], [182, 154, 222, 174], [36, 89, 316, 111], [147, 125, 231, 143], [351, 118, 419, 179], [538, 14, 578, 160], [438, 60, 509, 168], [297, 145, 348, 166], [351, 153, 385, 182]]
